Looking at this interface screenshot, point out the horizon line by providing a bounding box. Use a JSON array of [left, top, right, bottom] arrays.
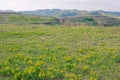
[[0, 9, 120, 12]]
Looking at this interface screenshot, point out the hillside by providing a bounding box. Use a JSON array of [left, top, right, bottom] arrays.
[[0, 13, 56, 25], [0, 10, 120, 26]]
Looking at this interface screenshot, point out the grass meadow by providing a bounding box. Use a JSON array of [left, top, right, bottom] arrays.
[[0, 24, 120, 80]]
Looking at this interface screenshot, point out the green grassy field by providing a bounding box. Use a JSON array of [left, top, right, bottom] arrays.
[[0, 24, 120, 80]]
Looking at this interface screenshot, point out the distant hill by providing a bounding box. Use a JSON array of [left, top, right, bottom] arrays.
[[1, 9, 120, 18], [17, 9, 80, 17], [0, 9, 120, 26], [17, 9, 120, 17]]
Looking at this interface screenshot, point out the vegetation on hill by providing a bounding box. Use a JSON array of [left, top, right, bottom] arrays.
[[63, 16, 120, 26], [0, 13, 55, 24], [0, 13, 120, 26], [0, 24, 120, 80]]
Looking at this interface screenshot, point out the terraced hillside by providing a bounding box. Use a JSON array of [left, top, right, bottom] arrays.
[[62, 16, 120, 26]]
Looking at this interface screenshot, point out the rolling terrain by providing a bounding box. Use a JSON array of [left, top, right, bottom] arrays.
[[0, 12, 120, 26]]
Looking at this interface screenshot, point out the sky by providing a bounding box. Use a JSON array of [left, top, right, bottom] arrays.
[[0, 0, 119, 11]]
